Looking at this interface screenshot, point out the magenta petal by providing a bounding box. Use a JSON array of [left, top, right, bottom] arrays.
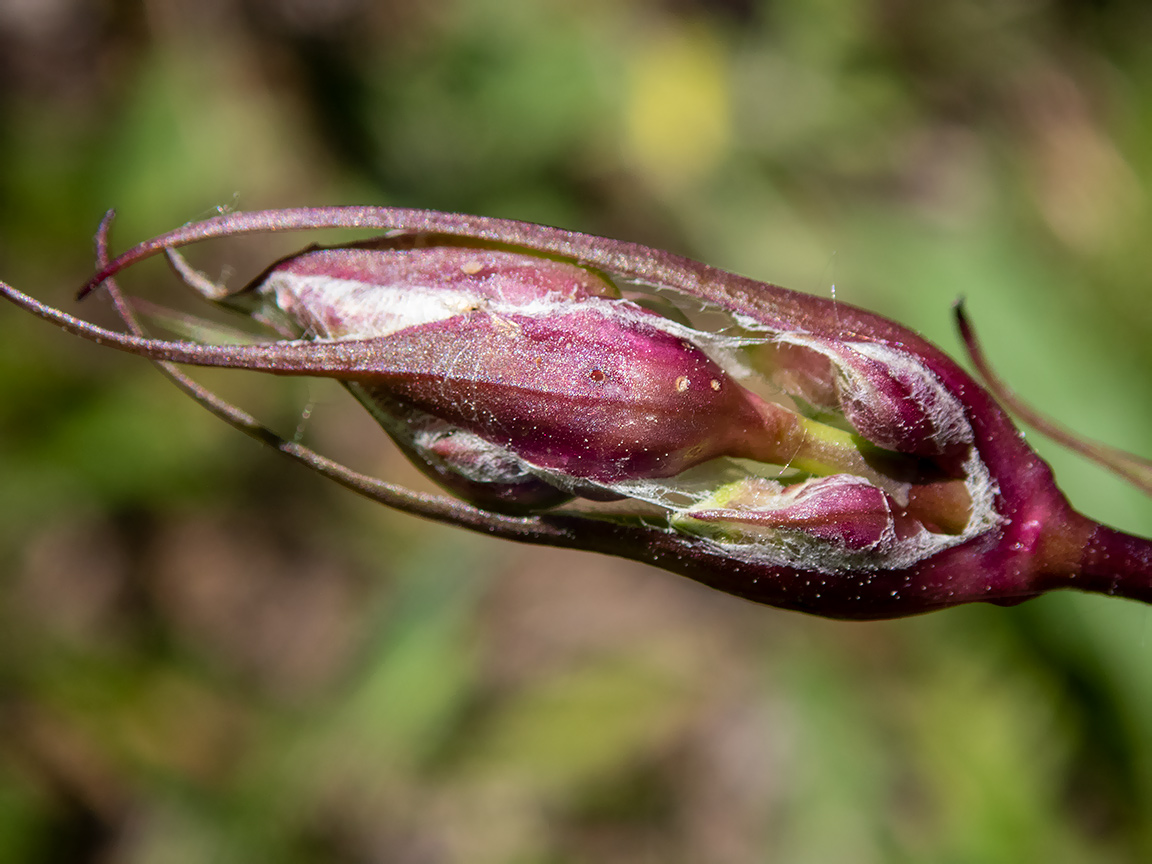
[[684, 476, 900, 551], [275, 246, 617, 304], [773, 336, 973, 458], [343, 308, 766, 483], [257, 246, 618, 340]]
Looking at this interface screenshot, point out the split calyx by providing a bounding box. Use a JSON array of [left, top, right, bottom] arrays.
[[156, 238, 994, 573]]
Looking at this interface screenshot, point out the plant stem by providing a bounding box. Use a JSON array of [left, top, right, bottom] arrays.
[[1075, 524, 1152, 603]]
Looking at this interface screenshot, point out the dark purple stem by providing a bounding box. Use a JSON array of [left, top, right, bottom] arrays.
[[1073, 525, 1152, 602]]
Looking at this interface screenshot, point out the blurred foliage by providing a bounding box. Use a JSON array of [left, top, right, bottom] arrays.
[[1, 0, 1151, 861]]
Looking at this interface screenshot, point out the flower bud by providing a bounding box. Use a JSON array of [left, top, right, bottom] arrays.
[[248, 246, 880, 491], [327, 306, 775, 485], [674, 474, 911, 553], [770, 335, 972, 458], [249, 245, 620, 340], [249, 245, 622, 510], [9, 205, 1147, 620]]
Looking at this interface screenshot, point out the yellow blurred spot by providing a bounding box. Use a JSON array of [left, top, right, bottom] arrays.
[[624, 26, 731, 189]]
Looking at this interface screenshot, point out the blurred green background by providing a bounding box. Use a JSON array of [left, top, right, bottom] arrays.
[[1, 0, 1151, 861]]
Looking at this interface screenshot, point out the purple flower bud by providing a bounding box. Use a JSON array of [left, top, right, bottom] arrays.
[[251, 245, 620, 340], [244, 245, 895, 495], [242, 245, 801, 493], [315, 306, 777, 485], [244, 245, 622, 512], [3, 205, 1148, 620], [764, 334, 972, 458], [675, 475, 909, 552]]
